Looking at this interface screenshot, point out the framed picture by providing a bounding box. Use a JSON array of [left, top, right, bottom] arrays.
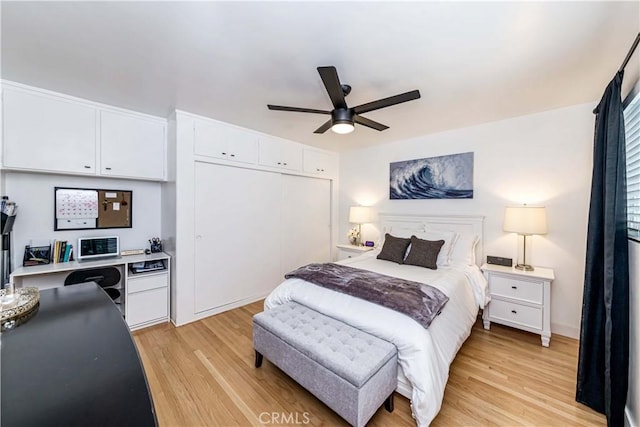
[[390, 152, 474, 199]]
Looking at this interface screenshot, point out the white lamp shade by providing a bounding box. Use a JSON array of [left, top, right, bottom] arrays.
[[349, 206, 373, 224], [503, 206, 548, 235]]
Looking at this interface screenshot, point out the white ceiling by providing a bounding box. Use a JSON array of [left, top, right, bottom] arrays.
[[1, 1, 639, 152]]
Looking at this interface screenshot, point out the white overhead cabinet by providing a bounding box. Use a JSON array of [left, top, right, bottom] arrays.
[[303, 148, 336, 176], [258, 136, 303, 171], [3, 87, 97, 174], [100, 110, 166, 180], [1, 82, 167, 181], [194, 118, 258, 164]]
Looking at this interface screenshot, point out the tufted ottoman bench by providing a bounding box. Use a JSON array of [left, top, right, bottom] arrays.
[[253, 302, 397, 427]]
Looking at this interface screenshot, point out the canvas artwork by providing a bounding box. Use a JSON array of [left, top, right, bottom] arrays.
[[390, 152, 474, 199]]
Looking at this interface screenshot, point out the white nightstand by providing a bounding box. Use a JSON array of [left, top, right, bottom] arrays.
[[481, 263, 555, 347], [336, 244, 374, 261]]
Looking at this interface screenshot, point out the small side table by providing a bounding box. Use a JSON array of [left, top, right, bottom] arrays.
[[336, 244, 373, 261], [481, 263, 555, 347]]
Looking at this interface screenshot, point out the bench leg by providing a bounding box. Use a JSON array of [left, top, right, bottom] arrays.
[[384, 393, 394, 413], [255, 350, 263, 368]]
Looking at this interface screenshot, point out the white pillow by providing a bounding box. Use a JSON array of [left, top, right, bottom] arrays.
[[450, 233, 479, 265], [415, 230, 458, 266]]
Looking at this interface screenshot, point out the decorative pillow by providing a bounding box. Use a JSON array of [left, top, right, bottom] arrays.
[[403, 236, 445, 269], [450, 233, 479, 265], [413, 230, 458, 266], [376, 234, 411, 263]]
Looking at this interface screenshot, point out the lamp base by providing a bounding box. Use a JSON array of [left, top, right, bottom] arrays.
[[514, 263, 534, 271]]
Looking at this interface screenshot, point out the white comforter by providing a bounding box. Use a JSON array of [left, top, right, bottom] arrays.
[[264, 251, 488, 426]]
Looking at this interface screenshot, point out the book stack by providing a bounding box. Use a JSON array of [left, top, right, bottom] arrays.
[[52, 241, 73, 263]]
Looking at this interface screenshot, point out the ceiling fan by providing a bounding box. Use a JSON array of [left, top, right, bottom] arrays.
[[267, 66, 421, 135]]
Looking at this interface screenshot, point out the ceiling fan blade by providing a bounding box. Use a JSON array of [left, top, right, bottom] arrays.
[[267, 105, 331, 114], [353, 90, 421, 115], [354, 115, 389, 131], [313, 119, 333, 134], [317, 66, 347, 110]]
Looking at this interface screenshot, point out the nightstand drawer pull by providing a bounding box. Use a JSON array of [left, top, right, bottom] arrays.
[[511, 286, 517, 289], [511, 310, 517, 314]]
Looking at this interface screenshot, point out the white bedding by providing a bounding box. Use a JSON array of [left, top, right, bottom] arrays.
[[264, 250, 488, 426]]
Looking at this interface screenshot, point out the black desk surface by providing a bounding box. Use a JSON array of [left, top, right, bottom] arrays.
[[1, 283, 157, 427]]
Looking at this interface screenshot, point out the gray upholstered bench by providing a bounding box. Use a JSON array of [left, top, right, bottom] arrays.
[[253, 302, 397, 427]]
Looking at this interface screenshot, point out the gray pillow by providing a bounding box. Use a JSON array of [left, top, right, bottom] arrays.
[[403, 236, 445, 269], [376, 233, 411, 263]]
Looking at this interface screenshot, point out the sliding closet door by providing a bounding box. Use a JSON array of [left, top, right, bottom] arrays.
[[281, 175, 331, 276], [194, 162, 282, 313]]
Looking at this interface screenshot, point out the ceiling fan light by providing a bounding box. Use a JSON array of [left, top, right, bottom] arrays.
[[332, 122, 355, 134]]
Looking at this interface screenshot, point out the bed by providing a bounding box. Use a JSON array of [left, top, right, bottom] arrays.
[[264, 214, 488, 426]]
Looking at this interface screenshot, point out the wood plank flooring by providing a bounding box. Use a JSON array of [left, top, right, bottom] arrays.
[[133, 301, 605, 426]]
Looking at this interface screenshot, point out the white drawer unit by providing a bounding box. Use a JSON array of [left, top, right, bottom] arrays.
[[125, 257, 171, 330], [336, 244, 373, 261], [481, 264, 554, 347]]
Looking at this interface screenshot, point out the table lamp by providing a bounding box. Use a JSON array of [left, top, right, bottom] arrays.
[[349, 206, 373, 246], [503, 205, 547, 271]]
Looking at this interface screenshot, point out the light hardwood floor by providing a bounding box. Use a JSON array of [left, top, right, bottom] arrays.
[[133, 301, 605, 426]]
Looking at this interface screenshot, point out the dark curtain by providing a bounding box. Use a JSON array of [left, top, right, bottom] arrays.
[[576, 71, 630, 427]]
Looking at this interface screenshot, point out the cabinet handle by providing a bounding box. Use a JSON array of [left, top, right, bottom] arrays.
[[105, 167, 112, 170], [277, 162, 281, 165], [321, 169, 325, 172], [84, 165, 91, 169], [283, 162, 287, 166], [511, 310, 517, 314], [511, 286, 517, 289], [222, 152, 227, 155], [230, 154, 235, 157]]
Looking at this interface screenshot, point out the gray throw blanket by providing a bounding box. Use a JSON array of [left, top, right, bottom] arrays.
[[284, 263, 449, 329]]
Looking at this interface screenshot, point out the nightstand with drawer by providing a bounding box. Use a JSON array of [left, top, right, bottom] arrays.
[[336, 244, 374, 261], [481, 263, 555, 347]]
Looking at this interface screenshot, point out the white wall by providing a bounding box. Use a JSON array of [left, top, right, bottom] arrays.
[[4, 171, 162, 273], [339, 102, 595, 338]]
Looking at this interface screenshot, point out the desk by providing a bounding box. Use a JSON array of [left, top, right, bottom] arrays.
[[10, 252, 170, 330], [1, 283, 157, 426]]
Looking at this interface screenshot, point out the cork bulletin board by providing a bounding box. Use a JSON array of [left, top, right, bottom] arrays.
[[54, 187, 133, 230]]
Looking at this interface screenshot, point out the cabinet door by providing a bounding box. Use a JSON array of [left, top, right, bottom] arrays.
[[194, 119, 258, 164], [100, 111, 166, 180], [3, 88, 97, 174], [303, 149, 336, 175], [259, 136, 303, 171], [194, 162, 282, 313], [281, 175, 331, 276]]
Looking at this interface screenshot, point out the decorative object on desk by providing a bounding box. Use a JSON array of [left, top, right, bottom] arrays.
[[389, 152, 474, 199], [348, 206, 372, 246], [54, 187, 132, 231], [503, 205, 547, 271], [1, 286, 39, 331], [23, 245, 52, 266], [121, 249, 146, 256], [149, 237, 162, 253]]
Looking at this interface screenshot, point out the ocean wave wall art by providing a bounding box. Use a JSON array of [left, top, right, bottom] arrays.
[[390, 152, 474, 199]]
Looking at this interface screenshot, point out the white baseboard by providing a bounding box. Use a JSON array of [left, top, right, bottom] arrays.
[[551, 322, 580, 339], [172, 293, 269, 327]]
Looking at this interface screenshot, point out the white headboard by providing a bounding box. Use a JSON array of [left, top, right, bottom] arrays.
[[378, 213, 485, 266]]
